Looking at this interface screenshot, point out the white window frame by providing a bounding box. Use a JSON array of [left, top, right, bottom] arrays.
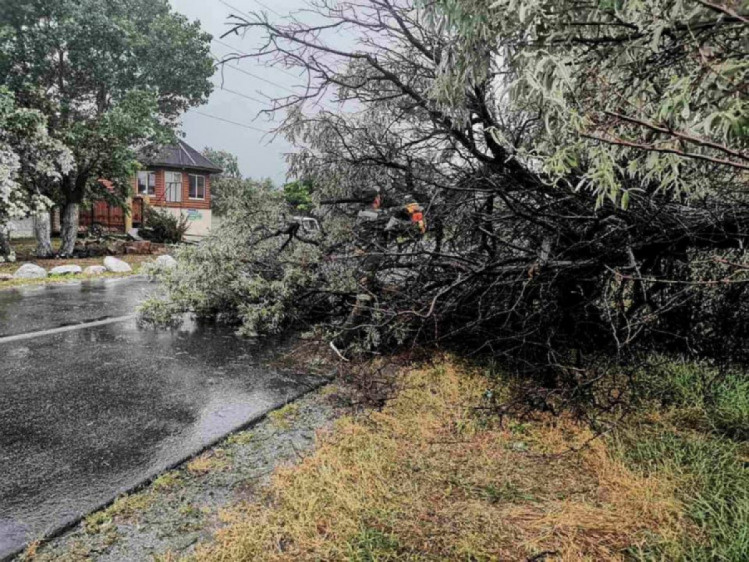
[[137, 171, 156, 196], [165, 171, 182, 203], [189, 174, 205, 200]]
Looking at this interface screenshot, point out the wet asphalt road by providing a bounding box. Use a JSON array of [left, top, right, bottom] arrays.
[[0, 278, 153, 338], [0, 278, 320, 559]]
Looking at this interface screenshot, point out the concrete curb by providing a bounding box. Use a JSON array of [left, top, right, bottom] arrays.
[[2, 375, 331, 562]]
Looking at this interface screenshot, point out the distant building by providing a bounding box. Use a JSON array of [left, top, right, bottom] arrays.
[[10, 140, 222, 240], [133, 140, 222, 237], [78, 140, 222, 238]]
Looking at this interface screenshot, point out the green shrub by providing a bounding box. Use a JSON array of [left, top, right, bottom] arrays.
[[141, 206, 189, 244]]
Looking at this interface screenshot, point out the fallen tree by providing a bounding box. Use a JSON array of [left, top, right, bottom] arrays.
[[144, 0, 749, 400]]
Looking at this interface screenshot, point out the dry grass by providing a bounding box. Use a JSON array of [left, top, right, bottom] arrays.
[[192, 358, 685, 561], [187, 450, 232, 476], [20, 541, 40, 561]]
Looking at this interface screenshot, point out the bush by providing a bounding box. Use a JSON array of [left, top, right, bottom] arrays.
[[140, 206, 190, 244]]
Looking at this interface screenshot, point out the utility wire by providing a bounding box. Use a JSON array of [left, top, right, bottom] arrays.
[[190, 109, 272, 133], [212, 37, 300, 80], [218, 0, 282, 19], [211, 51, 297, 95], [214, 84, 267, 105]]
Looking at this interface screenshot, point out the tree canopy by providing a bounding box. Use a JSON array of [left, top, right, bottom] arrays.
[[203, 148, 242, 180], [0, 0, 214, 254], [427, 0, 749, 206], [0, 87, 72, 261]]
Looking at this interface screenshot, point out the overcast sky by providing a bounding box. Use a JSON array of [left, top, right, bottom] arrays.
[[168, 0, 310, 184]]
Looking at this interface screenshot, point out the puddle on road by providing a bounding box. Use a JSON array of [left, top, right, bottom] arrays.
[[0, 314, 318, 559]]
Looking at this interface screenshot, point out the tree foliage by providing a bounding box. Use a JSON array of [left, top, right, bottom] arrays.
[[427, 0, 749, 205], [283, 179, 315, 212], [0, 0, 214, 255], [141, 179, 325, 335], [0, 87, 72, 261], [201, 147, 243, 215], [150, 0, 749, 401], [202, 147, 241, 179]]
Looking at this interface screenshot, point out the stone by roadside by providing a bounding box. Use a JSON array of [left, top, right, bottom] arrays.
[[0, 253, 173, 289], [103, 257, 133, 273], [83, 265, 107, 276], [22, 384, 340, 562], [49, 265, 83, 276], [12, 263, 47, 279]]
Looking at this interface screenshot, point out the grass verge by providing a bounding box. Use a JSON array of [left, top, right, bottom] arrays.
[[614, 359, 749, 560], [191, 358, 684, 561]]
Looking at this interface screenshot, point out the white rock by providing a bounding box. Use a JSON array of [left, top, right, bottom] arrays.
[[155, 255, 178, 270], [83, 265, 108, 276], [0, 273, 13, 281], [103, 256, 133, 273], [13, 263, 47, 279], [50, 265, 83, 276]]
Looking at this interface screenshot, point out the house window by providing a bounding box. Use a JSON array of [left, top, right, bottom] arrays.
[[165, 171, 182, 202], [189, 174, 205, 200], [137, 171, 156, 196]]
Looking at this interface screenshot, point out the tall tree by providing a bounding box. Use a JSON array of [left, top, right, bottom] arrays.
[[0, 88, 73, 262], [202, 147, 241, 179], [0, 0, 214, 255]]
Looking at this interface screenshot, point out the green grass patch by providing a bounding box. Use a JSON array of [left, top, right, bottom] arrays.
[[225, 430, 254, 447], [346, 526, 403, 562], [616, 358, 749, 560], [635, 358, 749, 441], [268, 402, 301, 430], [152, 471, 183, 492]]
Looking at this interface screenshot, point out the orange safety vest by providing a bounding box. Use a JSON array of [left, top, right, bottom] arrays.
[[405, 203, 426, 233]]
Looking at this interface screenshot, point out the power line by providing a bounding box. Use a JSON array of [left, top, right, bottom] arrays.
[[218, 0, 282, 19], [214, 84, 267, 105], [212, 37, 301, 80], [211, 51, 297, 95], [189, 109, 272, 133], [211, 4, 340, 113]]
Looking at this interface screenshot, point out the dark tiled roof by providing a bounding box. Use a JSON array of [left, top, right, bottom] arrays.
[[140, 140, 223, 174]]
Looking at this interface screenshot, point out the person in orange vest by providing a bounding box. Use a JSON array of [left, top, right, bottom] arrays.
[[405, 200, 426, 234]]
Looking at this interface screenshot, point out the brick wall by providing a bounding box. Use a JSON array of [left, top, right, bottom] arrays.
[[135, 168, 212, 210]]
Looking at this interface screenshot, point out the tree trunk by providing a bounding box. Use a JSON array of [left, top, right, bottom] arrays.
[[34, 211, 55, 258], [0, 223, 16, 263], [59, 202, 79, 257]]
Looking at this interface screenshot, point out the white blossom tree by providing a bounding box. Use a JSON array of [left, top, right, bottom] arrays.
[[0, 88, 73, 262]]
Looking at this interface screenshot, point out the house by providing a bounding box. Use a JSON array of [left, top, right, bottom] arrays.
[[77, 140, 222, 238], [11, 140, 222, 240], [131, 140, 222, 238]]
